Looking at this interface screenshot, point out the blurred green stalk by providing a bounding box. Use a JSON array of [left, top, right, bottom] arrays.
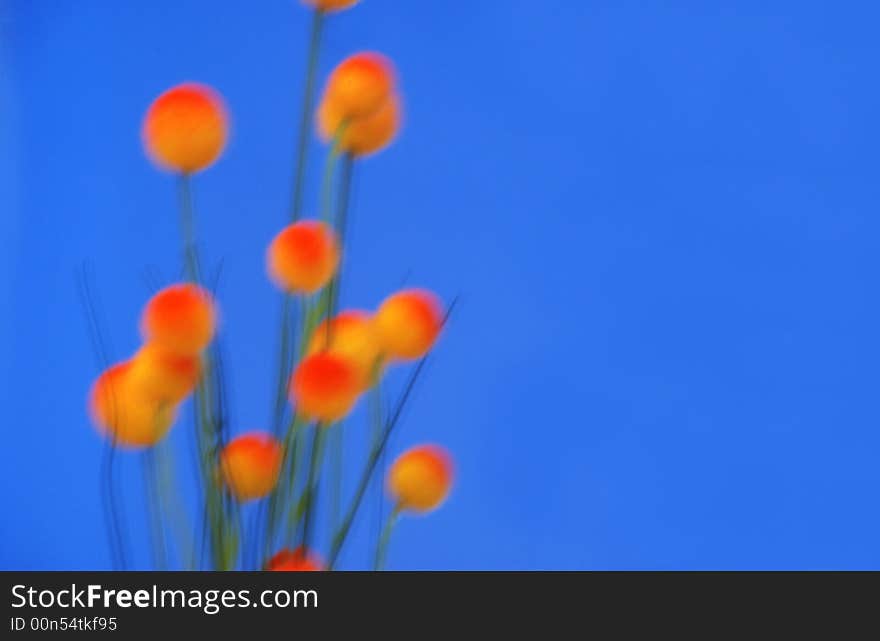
[[374, 504, 401, 570], [177, 173, 236, 570], [289, 9, 325, 223]]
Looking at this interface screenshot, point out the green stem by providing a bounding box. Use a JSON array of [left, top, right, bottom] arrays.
[[289, 9, 325, 222], [368, 381, 386, 554], [329, 422, 344, 532], [374, 505, 401, 571], [195, 349, 227, 570], [300, 424, 326, 549], [176, 175, 231, 570], [333, 153, 354, 241], [155, 439, 196, 570], [317, 152, 354, 356], [369, 375, 384, 448], [325, 153, 354, 319], [77, 265, 128, 570], [265, 411, 305, 557], [281, 416, 308, 546], [320, 123, 349, 224], [320, 154, 356, 540], [263, 7, 325, 559], [264, 300, 315, 555], [297, 290, 329, 358], [271, 295, 294, 435], [178, 180, 212, 567], [177, 174, 201, 285], [265, 298, 318, 554], [142, 450, 167, 570]]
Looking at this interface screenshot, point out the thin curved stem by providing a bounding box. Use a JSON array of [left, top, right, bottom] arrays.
[[262, 8, 325, 559], [177, 174, 201, 285], [272, 8, 325, 437], [320, 123, 350, 224], [329, 422, 344, 533], [299, 424, 326, 549], [333, 153, 355, 241], [374, 505, 401, 571], [143, 450, 167, 570], [289, 9, 325, 222], [177, 174, 235, 570], [271, 295, 294, 436], [155, 439, 196, 570], [76, 264, 128, 570]]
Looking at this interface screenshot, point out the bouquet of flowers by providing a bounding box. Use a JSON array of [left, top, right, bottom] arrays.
[[84, 0, 455, 571]]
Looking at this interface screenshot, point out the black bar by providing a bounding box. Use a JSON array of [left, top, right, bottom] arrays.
[[1, 571, 877, 633]]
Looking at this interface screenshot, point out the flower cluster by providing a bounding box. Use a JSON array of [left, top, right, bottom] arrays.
[[86, 1, 455, 571], [89, 284, 216, 448]]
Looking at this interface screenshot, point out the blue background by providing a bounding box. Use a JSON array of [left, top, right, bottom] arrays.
[[2, 0, 880, 570]]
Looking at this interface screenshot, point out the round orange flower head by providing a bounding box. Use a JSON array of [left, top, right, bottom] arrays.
[[142, 83, 228, 174], [267, 221, 340, 295], [266, 547, 323, 571], [289, 352, 362, 423], [306, 309, 383, 387], [374, 289, 443, 361], [140, 284, 217, 356], [88, 362, 177, 449], [317, 92, 402, 157], [301, 0, 359, 12], [219, 432, 283, 502], [129, 344, 201, 403], [387, 444, 454, 514], [323, 52, 396, 121]]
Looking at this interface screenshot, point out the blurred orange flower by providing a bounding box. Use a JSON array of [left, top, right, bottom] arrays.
[[305, 309, 383, 388], [129, 344, 201, 403], [301, 0, 359, 12], [140, 284, 217, 356], [289, 352, 362, 423], [374, 289, 443, 361], [317, 92, 401, 157], [387, 444, 454, 514], [88, 361, 177, 449], [266, 547, 324, 571], [142, 83, 228, 174], [219, 432, 283, 501], [267, 221, 340, 295], [321, 52, 396, 122]]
